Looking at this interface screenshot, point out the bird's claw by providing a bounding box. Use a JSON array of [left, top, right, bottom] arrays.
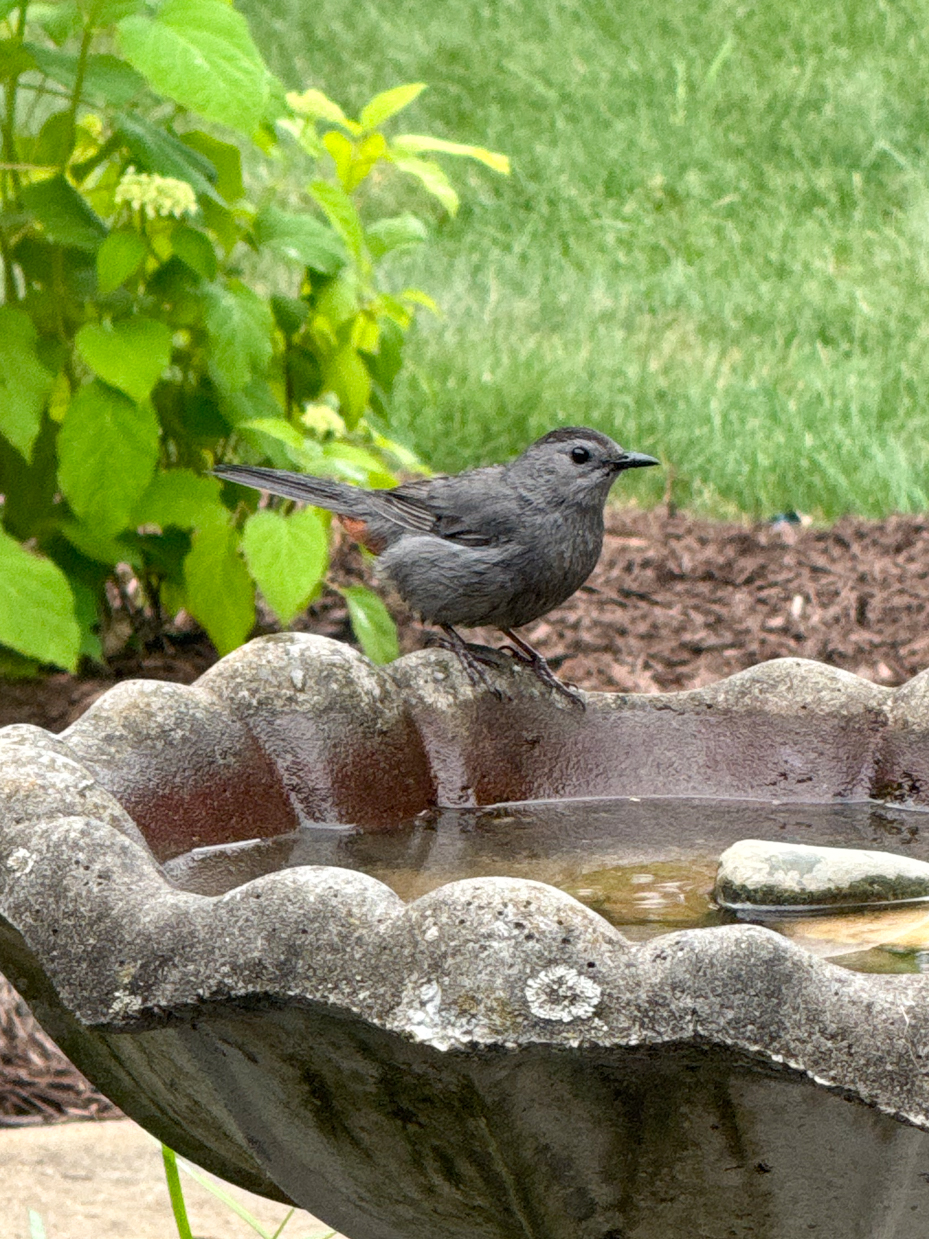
[[499, 631, 586, 709], [434, 627, 508, 700]]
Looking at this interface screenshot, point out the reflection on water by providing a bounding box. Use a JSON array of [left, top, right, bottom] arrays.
[[161, 796, 929, 975]]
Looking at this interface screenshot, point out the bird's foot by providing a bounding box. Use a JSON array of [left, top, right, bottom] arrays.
[[434, 626, 507, 700], [500, 631, 586, 710]]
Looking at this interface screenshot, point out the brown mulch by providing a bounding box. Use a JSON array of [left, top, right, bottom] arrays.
[[2, 506, 929, 1123], [0, 978, 119, 1127], [525, 508, 929, 693]]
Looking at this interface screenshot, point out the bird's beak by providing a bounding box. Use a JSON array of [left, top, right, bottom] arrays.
[[611, 451, 660, 472]]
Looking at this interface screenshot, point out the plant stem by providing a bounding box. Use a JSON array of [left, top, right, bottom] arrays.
[[2, 0, 29, 175], [162, 1146, 195, 1239], [0, 231, 15, 304], [0, 0, 28, 303], [0, 0, 30, 254], [60, 13, 96, 173]]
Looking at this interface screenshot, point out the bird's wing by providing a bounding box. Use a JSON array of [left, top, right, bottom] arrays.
[[384, 468, 514, 546], [362, 485, 446, 534]]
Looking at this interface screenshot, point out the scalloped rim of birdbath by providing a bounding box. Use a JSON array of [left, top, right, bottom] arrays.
[[0, 635, 928, 1134]]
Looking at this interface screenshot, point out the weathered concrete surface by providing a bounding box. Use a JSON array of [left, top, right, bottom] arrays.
[[196, 634, 434, 829], [2, 808, 929, 1235], [390, 650, 894, 805], [63, 680, 297, 860], [2, 637, 929, 1236], [24, 638, 929, 843], [716, 839, 929, 910]]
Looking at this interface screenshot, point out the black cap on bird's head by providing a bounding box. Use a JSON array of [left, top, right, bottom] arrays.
[[509, 426, 659, 505]]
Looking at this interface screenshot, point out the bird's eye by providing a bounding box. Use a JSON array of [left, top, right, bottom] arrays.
[[570, 446, 591, 464]]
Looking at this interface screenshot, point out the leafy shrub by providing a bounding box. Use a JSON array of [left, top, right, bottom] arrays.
[[0, 0, 507, 671]]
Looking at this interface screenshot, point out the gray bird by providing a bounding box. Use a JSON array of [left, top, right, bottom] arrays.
[[213, 427, 659, 703]]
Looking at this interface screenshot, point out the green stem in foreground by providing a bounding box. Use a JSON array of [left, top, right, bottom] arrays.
[[162, 1146, 195, 1239], [1, 0, 31, 206], [59, 11, 96, 172], [0, 0, 28, 305]]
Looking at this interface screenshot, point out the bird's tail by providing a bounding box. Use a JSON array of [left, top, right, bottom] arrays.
[[212, 464, 372, 517]]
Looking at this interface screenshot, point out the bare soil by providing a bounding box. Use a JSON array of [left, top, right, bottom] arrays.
[[1, 507, 928, 1122]]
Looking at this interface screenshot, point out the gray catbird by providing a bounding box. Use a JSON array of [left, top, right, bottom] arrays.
[[213, 427, 659, 703]]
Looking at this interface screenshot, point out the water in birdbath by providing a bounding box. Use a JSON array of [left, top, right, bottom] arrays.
[[162, 796, 929, 975]]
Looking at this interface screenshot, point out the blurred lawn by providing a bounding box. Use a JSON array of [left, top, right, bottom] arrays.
[[244, 0, 929, 518]]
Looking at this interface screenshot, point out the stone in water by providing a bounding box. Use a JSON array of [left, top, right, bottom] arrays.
[[715, 839, 929, 911]]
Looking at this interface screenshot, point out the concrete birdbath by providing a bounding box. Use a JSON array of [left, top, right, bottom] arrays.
[[2, 632, 929, 1238]]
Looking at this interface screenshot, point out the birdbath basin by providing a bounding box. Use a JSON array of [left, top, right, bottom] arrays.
[[3, 633, 929, 1238]]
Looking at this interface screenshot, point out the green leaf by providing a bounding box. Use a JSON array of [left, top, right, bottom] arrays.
[[57, 381, 160, 536], [172, 224, 218, 279], [0, 39, 37, 81], [0, 648, 41, 680], [388, 154, 459, 215], [237, 417, 306, 452], [242, 507, 328, 624], [392, 134, 510, 174], [0, 529, 80, 671], [315, 271, 359, 329], [133, 468, 227, 529], [322, 130, 353, 188], [69, 574, 104, 662], [321, 440, 397, 488], [96, 229, 148, 293], [198, 195, 239, 252], [28, 2, 80, 44], [59, 521, 142, 567], [183, 523, 255, 654], [0, 308, 54, 461], [0, 417, 59, 538], [339, 585, 398, 664], [202, 282, 273, 392], [216, 378, 282, 427], [253, 205, 347, 273], [29, 111, 75, 169], [359, 83, 426, 131], [286, 87, 356, 130], [365, 213, 427, 259], [309, 180, 364, 258], [270, 294, 309, 336], [82, 53, 148, 105], [21, 176, 107, 251], [76, 317, 173, 403], [117, 0, 269, 135], [181, 131, 243, 202], [285, 345, 322, 406], [235, 416, 311, 468], [115, 112, 219, 200], [321, 344, 370, 429], [90, 0, 144, 23], [27, 45, 146, 105]]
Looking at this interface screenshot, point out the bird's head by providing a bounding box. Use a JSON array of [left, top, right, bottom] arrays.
[[508, 426, 659, 509]]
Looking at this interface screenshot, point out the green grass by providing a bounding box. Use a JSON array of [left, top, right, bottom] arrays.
[[244, 0, 929, 518]]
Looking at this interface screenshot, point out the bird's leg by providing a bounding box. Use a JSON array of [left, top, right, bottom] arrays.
[[436, 624, 505, 700], [499, 629, 586, 709]]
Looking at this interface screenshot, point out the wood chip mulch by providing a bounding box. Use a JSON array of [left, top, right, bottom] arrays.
[[518, 508, 929, 694], [2, 506, 929, 1122], [0, 978, 119, 1127]]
